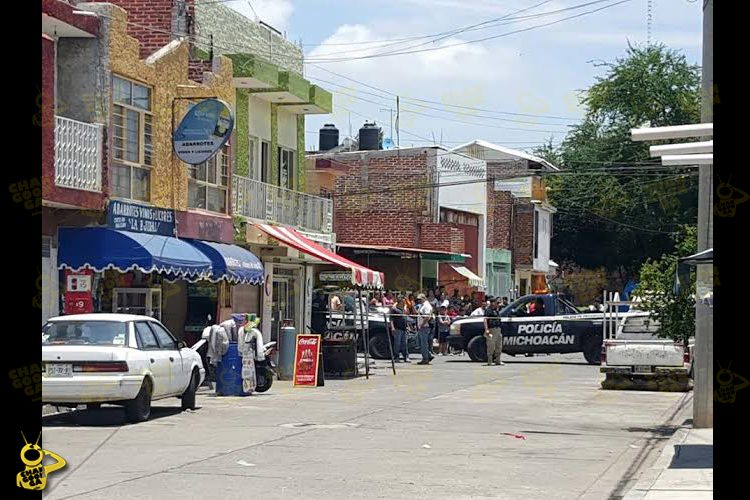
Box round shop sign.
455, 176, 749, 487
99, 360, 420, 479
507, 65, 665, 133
173, 99, 234, 165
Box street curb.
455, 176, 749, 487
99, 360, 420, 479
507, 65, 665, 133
621, 426, 691, 500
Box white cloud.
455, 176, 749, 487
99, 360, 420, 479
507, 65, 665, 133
561, 31, 702, 48
228, 0, 294, 31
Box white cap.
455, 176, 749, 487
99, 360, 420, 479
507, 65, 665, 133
442, 300, 450, 308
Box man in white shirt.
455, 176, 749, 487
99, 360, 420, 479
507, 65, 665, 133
416, 294, 434, 365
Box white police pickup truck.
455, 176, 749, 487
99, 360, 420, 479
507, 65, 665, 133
447, 294, 608, 364
600, 314, 694, 391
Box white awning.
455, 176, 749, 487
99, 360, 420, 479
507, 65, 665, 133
451, 265, 484, 287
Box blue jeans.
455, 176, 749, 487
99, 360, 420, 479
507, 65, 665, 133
393, 329, 408, 360
418, 328, 432, 362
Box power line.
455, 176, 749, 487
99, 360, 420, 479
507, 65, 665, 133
308, 65, 578, 121
309, 75, 577, 126
305, 0, 633, 63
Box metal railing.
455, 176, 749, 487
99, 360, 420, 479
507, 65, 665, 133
54, 116, 103, 192
232, 175, 333, 234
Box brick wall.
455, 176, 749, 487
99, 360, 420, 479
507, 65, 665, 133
97, 0, 192, 59
514, 202, 535, 267
328, 151, 436, 248
487, 190, 513, 248
42, 35, 55, 188
188, 59, 213, 83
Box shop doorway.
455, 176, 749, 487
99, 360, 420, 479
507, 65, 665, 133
113, 288, 162, 319
271, 267, 301, 342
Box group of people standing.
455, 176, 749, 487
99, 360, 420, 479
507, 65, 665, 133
382, 289, 512, 366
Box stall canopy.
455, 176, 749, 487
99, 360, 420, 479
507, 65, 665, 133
450, 265, 484, 288
58, 227, 212, 280
185, 240, 263, 285
256, 224, 384, 288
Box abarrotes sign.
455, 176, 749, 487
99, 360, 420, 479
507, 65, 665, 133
107, 200, 175, 236
173, 99, 234, 165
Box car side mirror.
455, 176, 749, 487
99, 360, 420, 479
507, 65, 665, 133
177, 340, 187, 349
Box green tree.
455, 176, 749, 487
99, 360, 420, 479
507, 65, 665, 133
635, 225, 697, 342
536, 44, 701, 281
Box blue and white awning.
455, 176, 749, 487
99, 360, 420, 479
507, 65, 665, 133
185, 240, 264, 285
58, 227, 212, 280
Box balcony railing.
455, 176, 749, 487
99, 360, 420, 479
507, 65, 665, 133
54, 116, 103, 192
233, 175, 333, 234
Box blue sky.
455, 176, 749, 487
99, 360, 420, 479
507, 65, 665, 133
227, 0, 703, 152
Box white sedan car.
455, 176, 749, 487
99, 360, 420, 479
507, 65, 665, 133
42, 314, 205, 423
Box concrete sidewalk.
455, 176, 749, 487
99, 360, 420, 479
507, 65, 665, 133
623, 425, 713, 499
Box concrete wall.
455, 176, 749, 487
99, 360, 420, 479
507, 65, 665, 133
194, 2, 303, 75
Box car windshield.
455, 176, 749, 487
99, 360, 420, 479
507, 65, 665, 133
42, 321, 128, 346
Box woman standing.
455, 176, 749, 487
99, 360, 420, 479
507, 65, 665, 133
437, 305, 451, 355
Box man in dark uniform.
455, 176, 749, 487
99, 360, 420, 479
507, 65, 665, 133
483, 297, 504, 366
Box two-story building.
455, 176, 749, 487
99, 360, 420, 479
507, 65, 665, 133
307, 140, 486, 294
44, 0, 377, 343
42, 1, 269, 344
453, 140, 558, 298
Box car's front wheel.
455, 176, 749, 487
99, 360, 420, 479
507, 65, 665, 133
181, 369, 199, 411
466, 336, 487, 362
125, 378, 152, 423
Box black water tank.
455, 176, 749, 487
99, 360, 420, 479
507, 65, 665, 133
319, 124, 339, 151
358, 122, 380, 151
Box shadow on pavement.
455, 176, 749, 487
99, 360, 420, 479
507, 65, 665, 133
670, 444, 713, 469
623, 425, 679, 437
444, 358, 591, 366
42, 405, 189, 427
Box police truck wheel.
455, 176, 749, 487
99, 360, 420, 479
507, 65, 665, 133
368, 334, 390, 360
582, 337, 602, 365
466, 336, 487, 362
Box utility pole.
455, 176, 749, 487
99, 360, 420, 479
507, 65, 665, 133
396, 96, 400, 148
379, 107, 394, 141
694, 0, 713, 429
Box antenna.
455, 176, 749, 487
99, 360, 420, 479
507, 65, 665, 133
246, 1, 260, 22
35, 432, 41, 446
647, 0, 653, 45
21, 431, 28, 445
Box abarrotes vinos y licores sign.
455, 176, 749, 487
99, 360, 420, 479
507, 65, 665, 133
173, 99, 234, 165
107, 200, 175, 236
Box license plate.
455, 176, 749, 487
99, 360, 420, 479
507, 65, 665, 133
634, 365, 652, 374
46, 364, 73, 377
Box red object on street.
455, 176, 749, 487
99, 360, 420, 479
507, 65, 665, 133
502, 432, 527, 440
293, 334, 322, 387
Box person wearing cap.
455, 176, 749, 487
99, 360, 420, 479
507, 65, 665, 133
416, 293, 434, 364
483, 297, 505, 366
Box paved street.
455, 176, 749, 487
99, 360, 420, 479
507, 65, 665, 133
42, 354, 691, 500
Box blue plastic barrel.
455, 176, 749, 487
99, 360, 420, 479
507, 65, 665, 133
215, 343, 248, 396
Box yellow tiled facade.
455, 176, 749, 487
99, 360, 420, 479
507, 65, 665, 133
108, 6, 235, 212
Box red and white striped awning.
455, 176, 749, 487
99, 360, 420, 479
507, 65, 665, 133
256, 224, 384, 288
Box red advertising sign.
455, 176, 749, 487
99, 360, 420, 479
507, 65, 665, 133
63, 269, 94, 315
293, 334, 321, 387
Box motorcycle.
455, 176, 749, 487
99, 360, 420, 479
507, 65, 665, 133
254, 341, 277, 393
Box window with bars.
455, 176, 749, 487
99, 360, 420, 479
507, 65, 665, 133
188, 144, 230, 213
112, 76, 153, 202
